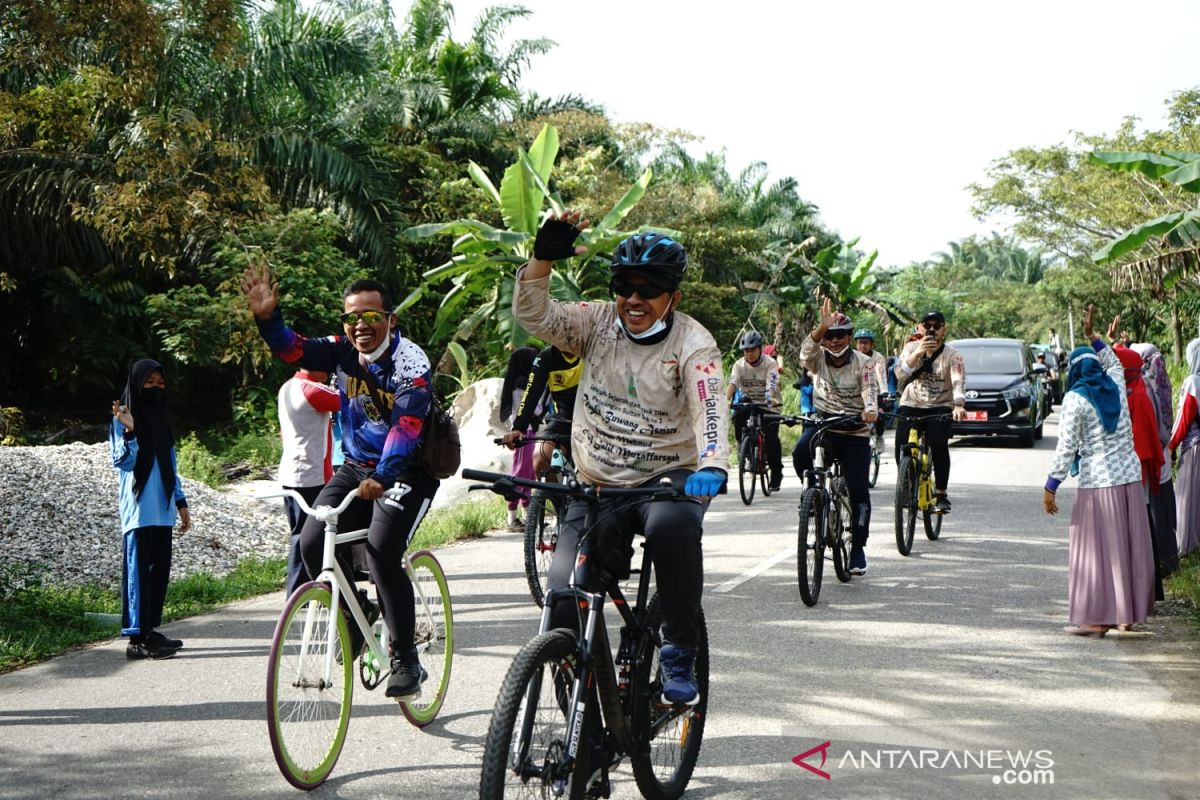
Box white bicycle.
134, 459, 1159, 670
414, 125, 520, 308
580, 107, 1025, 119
260, 487, 454, 790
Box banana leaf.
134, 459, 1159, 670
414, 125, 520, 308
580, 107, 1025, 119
1092, 210, 1195, 263
499, 150, 539, 234
467, 161, 502, 207
596, 169, 652, 232
1088, 151, 1189, 180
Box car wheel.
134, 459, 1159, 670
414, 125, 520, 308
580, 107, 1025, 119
1018, 427, 1035, 448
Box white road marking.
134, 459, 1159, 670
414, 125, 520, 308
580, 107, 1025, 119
711, 546, 794, 593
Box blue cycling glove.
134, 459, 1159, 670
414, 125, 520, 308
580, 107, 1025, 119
684, 467, 726, 498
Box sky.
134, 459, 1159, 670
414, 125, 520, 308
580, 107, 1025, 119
403, 0, 1200, 267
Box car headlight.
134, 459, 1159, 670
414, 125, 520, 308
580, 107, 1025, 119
1001, 383, 1031, 400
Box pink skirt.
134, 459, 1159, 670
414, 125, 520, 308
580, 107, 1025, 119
1175, 445, 1200, 556
1067, 481, 1155, 626
507, 431, 536, 509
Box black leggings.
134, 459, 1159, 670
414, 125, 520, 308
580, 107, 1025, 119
894, 406, 952, 491
299, 463, 438, 652
791, 429, 872, 546
546, 470, 707, 652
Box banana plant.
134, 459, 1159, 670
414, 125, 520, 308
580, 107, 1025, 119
404, 124, 653, 356
1090, 150, 1200, 267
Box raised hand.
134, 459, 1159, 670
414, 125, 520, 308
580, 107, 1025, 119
533, 209, 591, 262
1106, 315, 1122, 343
818, 295, 837, 329
241, 263, 279, 320
111, 400, 134, 433
1082, 304, 1095, 340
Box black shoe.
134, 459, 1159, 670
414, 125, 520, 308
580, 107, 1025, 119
386, 649, 427, 699
126, 638, 177, 660
769, 479, 783, 491
145, 630, 183, 650
935, 495, 952, 514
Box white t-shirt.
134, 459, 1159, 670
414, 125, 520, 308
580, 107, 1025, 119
729, 355, 781, 405
278, 374, 340, 487
513, 273, 730, 486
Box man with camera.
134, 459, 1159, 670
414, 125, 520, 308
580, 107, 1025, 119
893, 311, 967, 513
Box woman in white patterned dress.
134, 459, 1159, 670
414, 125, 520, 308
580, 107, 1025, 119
1169, 337, 1200, 557
1043, 307, 1155, 637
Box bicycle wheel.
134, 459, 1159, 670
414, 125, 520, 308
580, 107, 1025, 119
401, 550, 454, 727
922, 471, 943, 541
523, 491, 555, 607
868, 447, 880, 488
630, 596, 709, 800
479, 629, 593, 800
266, 582, 353, 790
796, 488, 824, 607
895, 456, 918, 556
737, 436, 757, 505
758, 435, 773, 497
830, 482, 852, 583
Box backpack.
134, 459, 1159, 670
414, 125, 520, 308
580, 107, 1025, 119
419, 395, 461, 480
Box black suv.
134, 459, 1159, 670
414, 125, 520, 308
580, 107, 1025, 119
948, 338, 1048, 447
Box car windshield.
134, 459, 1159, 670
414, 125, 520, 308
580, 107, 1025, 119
959, 346, 1024, 374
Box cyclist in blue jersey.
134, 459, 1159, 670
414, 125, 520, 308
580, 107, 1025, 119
242, 266, 437, 699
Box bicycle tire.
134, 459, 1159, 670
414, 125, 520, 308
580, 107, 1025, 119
797, 488, 824, 606
737, 436, 757, 505
630, 596, 709, 800
523, 491, 554, 607
895, 456, 917, 556
479, 629, 592, 800
868, 447, 880, 488
266, 582, 353, 790
830, 480, 852, 583
924, 507, 943, 540
758, 434, 773, 497
401, 550, 454, 727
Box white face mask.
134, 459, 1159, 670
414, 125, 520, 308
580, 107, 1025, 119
826, 344, 850, 358
625, 309, 669, 340
363, 323, 392, 361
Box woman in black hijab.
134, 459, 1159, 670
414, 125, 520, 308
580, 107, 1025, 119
111, 359, 191, 660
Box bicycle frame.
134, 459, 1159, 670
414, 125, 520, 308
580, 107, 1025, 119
900, 423, 938, 513
261, 488, 433, 690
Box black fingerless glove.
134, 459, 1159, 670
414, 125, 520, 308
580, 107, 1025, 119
533, 217, 581, 261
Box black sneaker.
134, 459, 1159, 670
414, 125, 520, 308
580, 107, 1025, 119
849, 546, 868, 576
935, 495, 952, 514
145, 630, 183, 650
386, 652, 427, 699
769, 478, 783, 492
126, 637, 177, 660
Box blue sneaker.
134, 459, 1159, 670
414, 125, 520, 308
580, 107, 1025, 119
659, 644, 699, 706
849, 546, 868, 576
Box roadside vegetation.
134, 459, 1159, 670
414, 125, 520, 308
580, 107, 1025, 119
0, 495, 506, 672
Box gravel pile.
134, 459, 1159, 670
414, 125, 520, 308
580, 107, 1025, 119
0, 442, 289, 591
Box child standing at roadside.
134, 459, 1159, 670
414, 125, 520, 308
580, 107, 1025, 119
110, 359, 191, 660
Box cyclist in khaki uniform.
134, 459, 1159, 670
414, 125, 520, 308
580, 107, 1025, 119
893, 310, 967, 513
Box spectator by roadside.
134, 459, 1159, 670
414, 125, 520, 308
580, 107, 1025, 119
278, 368, 340, 597
1043, 308, 1154, 637
110, 359, 191, 660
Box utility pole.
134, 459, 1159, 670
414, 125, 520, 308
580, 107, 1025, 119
1067, 306, 1075, 350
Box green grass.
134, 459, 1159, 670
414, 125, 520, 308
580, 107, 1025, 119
0, 494, 510, 672
1166, 552, 1200, 624
0, 557, 285, 672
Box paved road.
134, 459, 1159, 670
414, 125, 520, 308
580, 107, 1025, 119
2, 414, 1198, 799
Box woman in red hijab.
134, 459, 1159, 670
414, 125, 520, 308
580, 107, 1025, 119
1116, 345, 1167, 606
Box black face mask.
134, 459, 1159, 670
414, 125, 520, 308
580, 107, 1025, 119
141, 387, 166, 405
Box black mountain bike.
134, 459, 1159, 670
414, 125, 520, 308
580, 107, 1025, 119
795, 414, 864, 607
733, 401, 784, 505
464, 468, 710, 800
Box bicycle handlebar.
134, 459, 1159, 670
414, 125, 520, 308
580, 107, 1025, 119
461, 468, 696, 501
492, 433, 571, 447
256, 486, 411, 522
880, 410, 955, 423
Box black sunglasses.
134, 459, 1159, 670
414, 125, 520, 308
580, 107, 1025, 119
923, 321, 943, 331
341, 310, 388, 325
610, 276, 672, 300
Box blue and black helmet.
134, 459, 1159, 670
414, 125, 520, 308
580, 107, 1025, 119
854, 328, 875, 341
740, 330, 765, 350
611, 232, 688, 284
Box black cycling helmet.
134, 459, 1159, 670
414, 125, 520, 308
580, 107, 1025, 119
611, 232, 688, 285
739, 330, 765, 350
